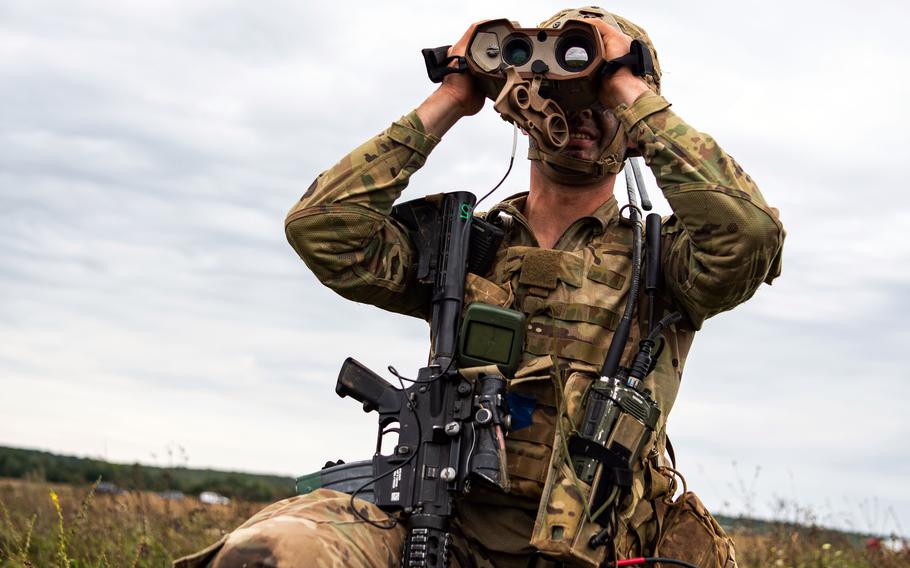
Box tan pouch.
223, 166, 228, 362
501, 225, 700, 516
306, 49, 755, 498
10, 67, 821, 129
464, 273, 512, 308
504, 357, 558, 498
528, 368, 605, 568
530, 362, 667, 567
656, 491, 737, 568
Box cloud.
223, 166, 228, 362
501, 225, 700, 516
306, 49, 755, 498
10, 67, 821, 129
1, 0, 908, 535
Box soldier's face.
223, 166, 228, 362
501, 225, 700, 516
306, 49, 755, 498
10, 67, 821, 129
561, 107, 621, 162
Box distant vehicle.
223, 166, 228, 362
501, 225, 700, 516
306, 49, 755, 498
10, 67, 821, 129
159, 490, 184, 501
199, 491, 231, 505
95, 481, 122, 495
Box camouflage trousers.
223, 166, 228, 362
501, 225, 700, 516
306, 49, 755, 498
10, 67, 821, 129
174, 488, 544, 568
174, 487, 737, 568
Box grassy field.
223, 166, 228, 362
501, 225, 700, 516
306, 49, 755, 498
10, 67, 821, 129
731, 527, 908, 568
0, 478, 259, 567
1, 478, 907, 567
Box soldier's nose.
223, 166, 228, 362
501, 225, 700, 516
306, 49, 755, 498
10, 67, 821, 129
566, 109, 594, 126
567, 109, 594, 127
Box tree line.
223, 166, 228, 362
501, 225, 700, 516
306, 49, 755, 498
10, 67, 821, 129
0, 446, 295, 502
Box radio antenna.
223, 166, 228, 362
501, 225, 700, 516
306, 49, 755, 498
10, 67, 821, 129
600, 161, 644, 378
630, 157, 652, 211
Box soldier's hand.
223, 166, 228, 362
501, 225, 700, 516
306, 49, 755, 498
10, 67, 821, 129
416, 22, 486, 137
584, 19, 651, 108
438, 22, 486, 118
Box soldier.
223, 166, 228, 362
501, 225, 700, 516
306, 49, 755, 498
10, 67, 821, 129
177, 6, 784, 568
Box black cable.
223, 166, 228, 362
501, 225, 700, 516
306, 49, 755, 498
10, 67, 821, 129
643, 558, 700, 568
388, 365, 417, 384
463, 421, 477, 475
600, 163, 645, 378
476, 156, 514, 209
475, 124, 518, 209
348, 454, 405, 529
644, 312, 682, 343
619, 167, 645, 328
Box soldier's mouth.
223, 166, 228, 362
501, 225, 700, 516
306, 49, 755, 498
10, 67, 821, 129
565, 126, 600, 154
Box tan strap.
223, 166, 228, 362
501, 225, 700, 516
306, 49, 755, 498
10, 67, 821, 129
665, 434, 677, 469
388, 113, 441, 156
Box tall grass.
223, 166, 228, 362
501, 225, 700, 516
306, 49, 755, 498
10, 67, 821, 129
1, 477, 907, 567
731, 527, 908, 568
0, 478, 259, 567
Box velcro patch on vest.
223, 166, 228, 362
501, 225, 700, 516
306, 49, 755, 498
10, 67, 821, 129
524, 297, 620, 330
526, 286, 551, 298
519, 249, 584, 290
525, 334, 605, 366
586, 264, 626, 289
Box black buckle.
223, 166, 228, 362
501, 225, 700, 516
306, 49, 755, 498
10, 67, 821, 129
601, 39, 655, 78
422, 45, 468, 83
568, 439, 632, 488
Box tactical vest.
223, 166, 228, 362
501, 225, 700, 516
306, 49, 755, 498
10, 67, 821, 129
465, 211, 693, 563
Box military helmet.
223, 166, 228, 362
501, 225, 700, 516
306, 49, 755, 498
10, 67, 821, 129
529, 6, 662, 184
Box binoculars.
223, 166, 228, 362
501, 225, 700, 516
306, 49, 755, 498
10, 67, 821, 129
423, 18, 652, 155
468, 19, 608, 151
466, 19, 607, 113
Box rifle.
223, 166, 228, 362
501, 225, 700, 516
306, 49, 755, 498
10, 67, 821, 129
333, 191, 523, 568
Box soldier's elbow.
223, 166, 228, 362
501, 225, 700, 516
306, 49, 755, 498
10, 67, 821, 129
736, 224, 783, 272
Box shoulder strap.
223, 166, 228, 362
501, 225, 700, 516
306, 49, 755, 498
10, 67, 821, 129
665, 434, 677, 469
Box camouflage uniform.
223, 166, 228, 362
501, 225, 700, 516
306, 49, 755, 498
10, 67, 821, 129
177, 87, 784, 567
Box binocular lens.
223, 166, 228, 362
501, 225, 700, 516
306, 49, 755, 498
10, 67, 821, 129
556, 35, 594, 72
503, 36, 532, 66
564, 47, 589, 69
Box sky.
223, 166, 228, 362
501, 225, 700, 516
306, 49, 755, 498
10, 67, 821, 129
2, 0, 908, 537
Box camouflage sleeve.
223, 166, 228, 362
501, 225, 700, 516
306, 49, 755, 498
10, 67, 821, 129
284, 111, 441, 319
615, 92, 785, 329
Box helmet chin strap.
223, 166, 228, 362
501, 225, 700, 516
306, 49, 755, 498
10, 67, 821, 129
527, 120, 627, 185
